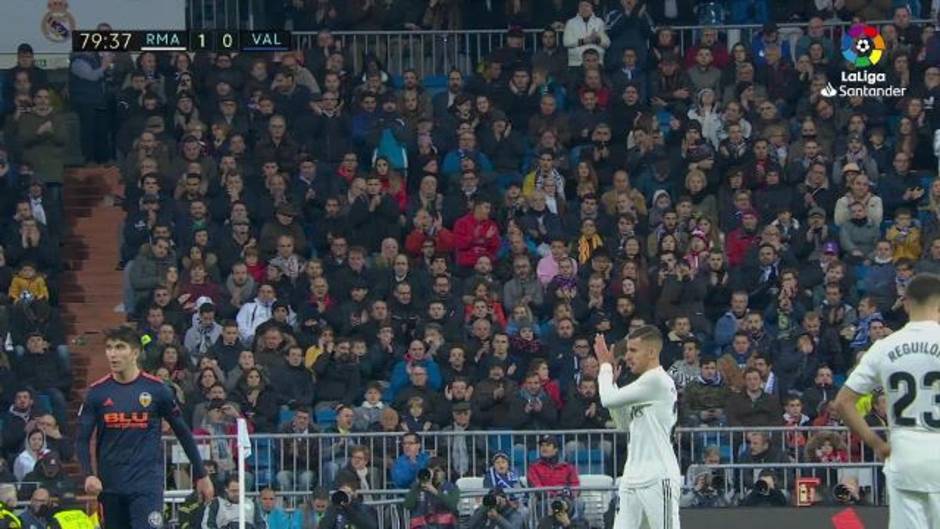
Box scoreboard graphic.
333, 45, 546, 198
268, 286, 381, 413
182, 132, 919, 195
72, 30, 292, 53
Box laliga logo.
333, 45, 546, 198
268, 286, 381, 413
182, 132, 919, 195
822, 24, 905, 99
841, 24, 885, 68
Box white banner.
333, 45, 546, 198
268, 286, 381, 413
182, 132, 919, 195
0, 0, 186, 55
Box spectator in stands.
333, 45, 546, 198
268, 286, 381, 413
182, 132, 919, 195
20, 452, 74, 499
202, 476, 266, 529
13, 428, 46, 482
275, 406, 318, 492
320, 478, 378, 529
257, 487, 296, 529
2, 389, 41, 460
16, 88, 67, 206
15, 332, 69, 424
726, 368, 783, 427
527, 435, 579, 497
334, 445, 381, 491
403, 456, 459, 529
232, 367, 278, 432
468, 487, 525, 529
738, 431, 787, 491
19, 486, 51, 529
391, 432, 431, 489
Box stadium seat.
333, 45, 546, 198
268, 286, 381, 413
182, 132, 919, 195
455, 476, 485, 516
315, 409, 337, 429
278, 408, 295, 428
578, 474, 614, 529
247, 438, 276, 489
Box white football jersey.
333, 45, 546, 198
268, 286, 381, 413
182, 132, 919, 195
845, 320, 940, 492
599, 364, 681, 489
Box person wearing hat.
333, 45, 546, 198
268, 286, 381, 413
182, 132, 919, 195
467, 486, 525, 529
750, 21, 790, 66
22, 451, 77, 500
832, 132, 878, 185
259, 201, 308, 258
441, 401, 487, 478
649, 51, 693, 114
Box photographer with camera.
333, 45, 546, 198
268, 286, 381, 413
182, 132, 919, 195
826, 476, 868, 507
201, 476, 267, 529
402, 457, 459, 529
536, 497, 587, 529
319, 478, 378, 529
741, 470, 788, 507
467, 488, 524, 529
680, 467, 731, 508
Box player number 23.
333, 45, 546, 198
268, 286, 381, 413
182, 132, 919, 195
888, 371, 940, 428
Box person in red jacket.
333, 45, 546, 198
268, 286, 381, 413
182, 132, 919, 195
405, 209, 455, 257
725, 209, 760, 267
526, 435, 580, 497
453, 200, 501, 270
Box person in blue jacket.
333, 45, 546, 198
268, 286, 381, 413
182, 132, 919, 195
391, 432, 431, 489
386, 339, 443, 400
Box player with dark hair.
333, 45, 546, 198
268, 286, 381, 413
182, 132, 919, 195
76, 327, 214, 529
836, 273, 940, 529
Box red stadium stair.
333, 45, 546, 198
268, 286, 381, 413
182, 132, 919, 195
60, 167, 126, 426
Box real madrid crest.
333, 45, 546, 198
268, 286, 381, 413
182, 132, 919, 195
41, 0, 76, 43
139, 392, 152, 408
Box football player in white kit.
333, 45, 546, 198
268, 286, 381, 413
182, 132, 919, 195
835, 273, 940, 529
595, 326, 681, 529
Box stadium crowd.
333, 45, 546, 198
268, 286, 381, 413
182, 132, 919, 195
0, 0, 937, 525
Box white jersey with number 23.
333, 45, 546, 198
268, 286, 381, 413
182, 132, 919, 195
845, 320, 940, 492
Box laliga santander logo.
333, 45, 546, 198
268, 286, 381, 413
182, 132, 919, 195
822, 24, 905, 98
841, 24, 885, 68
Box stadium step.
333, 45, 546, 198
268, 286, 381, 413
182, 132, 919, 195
60, 167, 126, 478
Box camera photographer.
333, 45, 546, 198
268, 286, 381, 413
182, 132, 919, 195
536, 497, 587, 529
403, 457, 460, 529
319, 479, 378, 529
826, 476, 868, 507
741, 470, 788, 507
467, 488, 524, 529
679, 468, 731, 508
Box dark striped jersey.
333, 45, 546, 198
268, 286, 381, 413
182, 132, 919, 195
76, 372, 206, 494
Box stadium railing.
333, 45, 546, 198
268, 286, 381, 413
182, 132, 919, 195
182, 0, 928, 78
162, 427, 887, 506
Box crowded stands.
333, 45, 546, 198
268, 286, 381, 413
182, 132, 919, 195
0, 0, 938, 524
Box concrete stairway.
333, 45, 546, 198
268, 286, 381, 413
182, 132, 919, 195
60, 167, 126, 418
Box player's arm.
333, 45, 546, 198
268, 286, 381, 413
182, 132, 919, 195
834, 348, 890, 458
75, 393, 96, 477
161, 393, 208, 481
834, 385, 890, 458
598, 363, 662, 408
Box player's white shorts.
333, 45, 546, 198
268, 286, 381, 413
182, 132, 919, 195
614, 479, 680, 529
889, 485, 940, 529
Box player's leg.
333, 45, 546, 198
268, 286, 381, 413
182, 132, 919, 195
888, 486, 928, 529
128, 490, 165, 529
926, 490, 940, 527
635, 479, 680, 529
98, 493, 132, 529
615, 489, 644, 529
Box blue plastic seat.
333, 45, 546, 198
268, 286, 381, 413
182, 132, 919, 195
315, 409, 337, 429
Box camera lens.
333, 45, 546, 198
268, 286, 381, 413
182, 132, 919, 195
331, 490, 349, 506
418, 468, 432, 482
482, 494, 497, 508
550, 500, 565, 513
755, 480, 769, 494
